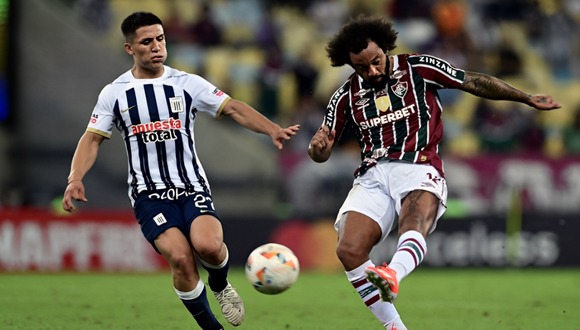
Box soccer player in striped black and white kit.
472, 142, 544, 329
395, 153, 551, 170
62, 12, 299, 330
308, 16, 561, 329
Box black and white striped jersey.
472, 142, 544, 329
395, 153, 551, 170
86, 66, 230, 203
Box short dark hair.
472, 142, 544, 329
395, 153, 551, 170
326, 15, 398, 67
121, 12, 163, 42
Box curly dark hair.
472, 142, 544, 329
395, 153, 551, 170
121, 12, 164, 42
326, 15, 398, 67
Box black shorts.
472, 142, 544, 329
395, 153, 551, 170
133, 188, 220, 253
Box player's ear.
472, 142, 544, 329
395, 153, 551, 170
124, 43, 134, 55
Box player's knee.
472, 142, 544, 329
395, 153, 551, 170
195, 239, 223, 262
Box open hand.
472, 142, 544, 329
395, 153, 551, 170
529, 94, 561, 111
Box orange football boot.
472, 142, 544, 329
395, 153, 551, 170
365, 263, 399, 303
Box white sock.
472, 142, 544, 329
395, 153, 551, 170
174, 279, 205, 300
389, 230, 427, 283
199, 247, 229, 269
346, 260, 402, 325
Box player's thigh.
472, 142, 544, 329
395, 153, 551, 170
389, 163, 448, 233
398, 190, 439, 235
134, 193, 188, 252
335, 175, 397, 242
337, 211, 382, 254
189, 214, 224, 254
154, 227, 196, 267
181, 190, 224, 254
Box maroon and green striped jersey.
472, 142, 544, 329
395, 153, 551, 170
324, 54, 465, 177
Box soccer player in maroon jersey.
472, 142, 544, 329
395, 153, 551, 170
62, 12, 299, 330
308, 15, 561, 329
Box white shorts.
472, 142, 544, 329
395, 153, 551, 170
335, 160, 448, 242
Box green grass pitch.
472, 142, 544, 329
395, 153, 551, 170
1, 268, 579, 329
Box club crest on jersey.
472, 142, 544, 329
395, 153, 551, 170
169, 96, 184, 113
391, 81, 408, 98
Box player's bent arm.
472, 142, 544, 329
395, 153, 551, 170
67, 131, 106, 183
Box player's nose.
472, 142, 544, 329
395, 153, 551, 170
369, 65, 380, 76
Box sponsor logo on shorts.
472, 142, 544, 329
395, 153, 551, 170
153, 213, 167, 226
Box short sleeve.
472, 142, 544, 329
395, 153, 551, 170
186, 75, 231, 118
86, 84, 116, 138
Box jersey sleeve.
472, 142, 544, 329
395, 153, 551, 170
324, 82, 351, 141
186, 75, 231, 118
86, 84, 116, 138
408, 54, 465, 89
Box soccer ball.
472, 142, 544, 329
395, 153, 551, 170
245, 243, 300, 295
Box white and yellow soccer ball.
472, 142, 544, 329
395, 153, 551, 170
245, 243, 300, 295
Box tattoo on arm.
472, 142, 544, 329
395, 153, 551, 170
461, 71, 531, 104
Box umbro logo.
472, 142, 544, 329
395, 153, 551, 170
355, 98, 370, 106
120, 105, 136, 113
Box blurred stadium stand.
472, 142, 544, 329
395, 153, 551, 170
2, 0, 580, 219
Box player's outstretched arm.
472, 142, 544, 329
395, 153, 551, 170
460, 71, 562, 111
308, 125, 336, 163
221, 99, 300, 150
62, 131, 106, 212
